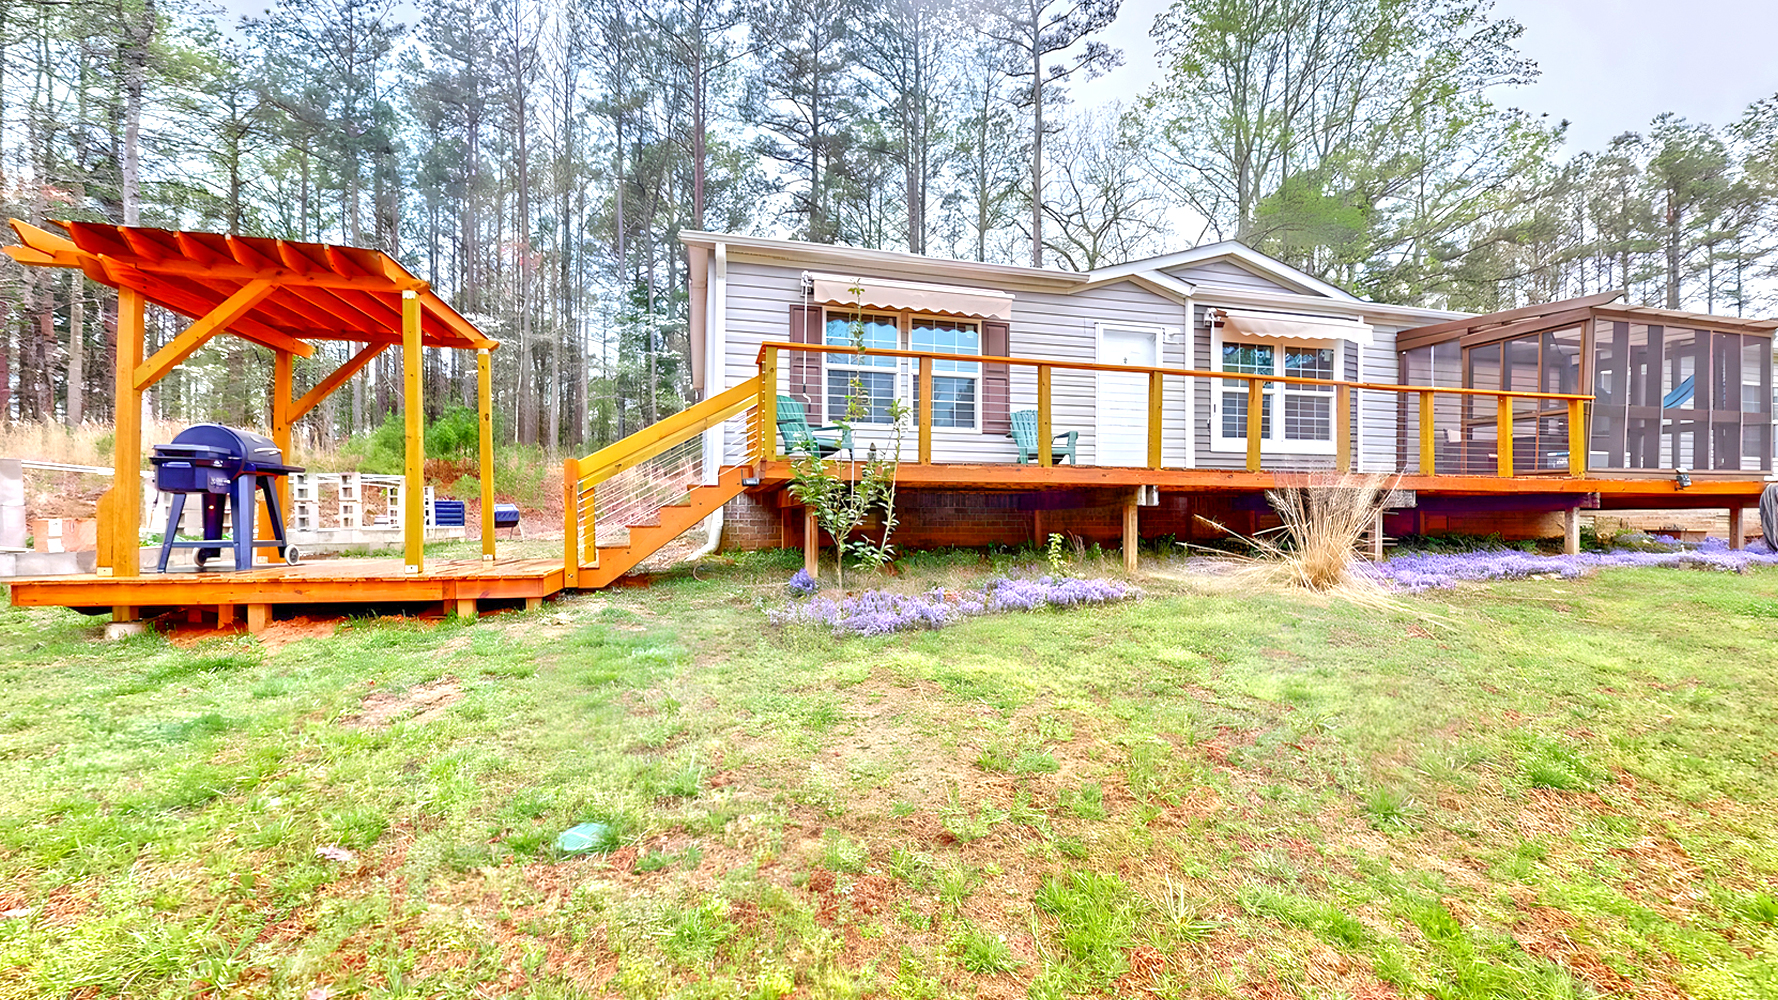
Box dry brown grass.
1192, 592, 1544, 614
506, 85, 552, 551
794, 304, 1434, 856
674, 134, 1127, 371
1198, 473, 1397, 592
0, 418, 356, 473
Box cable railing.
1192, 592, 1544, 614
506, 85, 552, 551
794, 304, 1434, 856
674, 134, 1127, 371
754, 341, 1594, 479
562, 376, 762, 584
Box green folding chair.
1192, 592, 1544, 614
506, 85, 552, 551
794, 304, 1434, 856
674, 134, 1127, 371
776, 395, 854, 458
1010, 409, 1077, 465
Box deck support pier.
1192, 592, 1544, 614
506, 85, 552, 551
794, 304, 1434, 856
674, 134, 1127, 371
1564, 507, 1582, 555
478, 348, 496, 561
456, 598, 478, 620
1122, 494, 1139, 573
1729, 506, 1746, 550
803, 507, 819, 578
246, 603, 270, 635
401, 290, 424, 575
1369, 512, 1385, 561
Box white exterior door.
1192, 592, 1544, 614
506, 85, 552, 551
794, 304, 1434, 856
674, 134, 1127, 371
1096, 324, 1159, 467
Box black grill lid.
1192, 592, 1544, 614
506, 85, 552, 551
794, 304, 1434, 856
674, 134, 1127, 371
149, 424, 303, 477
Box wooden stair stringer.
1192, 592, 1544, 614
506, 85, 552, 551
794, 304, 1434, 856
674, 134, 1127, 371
578, 466, 750, 588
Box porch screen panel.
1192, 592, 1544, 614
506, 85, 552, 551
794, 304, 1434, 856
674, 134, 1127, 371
1591, 320, 1628, 468
1506, 335, 1540, 473
1711, 333, 1742, 470
1540, 327, 1583, 471
1400, 346, 1431, 473
1464, 343, 1501, 474
1661, 328, 1705, 469
1743, 336, 1772, 471
1627, 324, 1661, 468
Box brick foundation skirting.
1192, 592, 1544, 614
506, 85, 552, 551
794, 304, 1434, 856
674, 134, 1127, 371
719, 485, 1587, 553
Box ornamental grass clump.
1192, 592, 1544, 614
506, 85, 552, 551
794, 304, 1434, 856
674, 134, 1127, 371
1198, 473, 1395, 593
768, 575, 1140, 637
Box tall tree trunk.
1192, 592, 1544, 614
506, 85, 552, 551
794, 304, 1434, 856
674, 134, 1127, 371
67, 272, 84, 425
1028, 0, 1042, 267
120, 0, 156, 226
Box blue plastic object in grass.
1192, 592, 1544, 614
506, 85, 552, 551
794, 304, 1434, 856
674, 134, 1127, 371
554, 822, 615, 854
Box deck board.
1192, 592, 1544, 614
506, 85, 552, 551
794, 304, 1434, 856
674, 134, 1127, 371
6, 557, 568, 611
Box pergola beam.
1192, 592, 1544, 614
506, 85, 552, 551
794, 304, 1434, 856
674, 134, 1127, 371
291, 342, 386, 421
133, 278, 277, 390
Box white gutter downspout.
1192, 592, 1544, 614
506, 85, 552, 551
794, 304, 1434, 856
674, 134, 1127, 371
1184, 297, 1197, 469
1354, 331, 1365, 474
690, 243, 729, 561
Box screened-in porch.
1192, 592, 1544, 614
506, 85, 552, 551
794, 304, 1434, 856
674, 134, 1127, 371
1396, 294, 1775, 476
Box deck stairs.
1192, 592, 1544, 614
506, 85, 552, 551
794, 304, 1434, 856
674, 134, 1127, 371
578, 465, 749, 588
564, 375, 763, 589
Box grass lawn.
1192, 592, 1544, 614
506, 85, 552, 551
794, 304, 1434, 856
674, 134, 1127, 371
1, 551, 1776, 999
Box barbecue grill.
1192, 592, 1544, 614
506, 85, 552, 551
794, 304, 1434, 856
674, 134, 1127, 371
150, 424, 304, 572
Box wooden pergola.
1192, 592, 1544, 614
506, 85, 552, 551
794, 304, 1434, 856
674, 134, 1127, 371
3, 219, 500, 586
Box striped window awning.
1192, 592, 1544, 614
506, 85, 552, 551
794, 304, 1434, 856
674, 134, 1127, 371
806, 272, 1014, 321
1215, 308, 1373, 346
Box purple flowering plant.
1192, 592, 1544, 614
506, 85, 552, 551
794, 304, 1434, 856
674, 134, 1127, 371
1371, 536, 1778, 591
770, 575, 1140, 637
787, 568, 820, 596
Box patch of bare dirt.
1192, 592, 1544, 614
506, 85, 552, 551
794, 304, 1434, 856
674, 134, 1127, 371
340, 677, 463, 729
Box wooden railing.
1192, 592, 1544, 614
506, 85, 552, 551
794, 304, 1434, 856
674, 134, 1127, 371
561, 374, 762, 585
755, 341, 1593, 479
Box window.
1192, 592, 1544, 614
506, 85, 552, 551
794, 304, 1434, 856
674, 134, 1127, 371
824, 313, 898, 423
821, 311, 982, 428
1213, 335, 1341, 453
911, 318, 980, 428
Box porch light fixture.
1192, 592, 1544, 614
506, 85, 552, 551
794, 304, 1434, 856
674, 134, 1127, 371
742, 476, 761, 487
1674, 468, 1692, 490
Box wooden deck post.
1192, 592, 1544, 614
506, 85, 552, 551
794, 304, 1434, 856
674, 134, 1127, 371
1729, 506, 1746, 550
760, 346, 778, 461
1147, 371, 1163, 470
1495, 396, 1514, 478
1370, 512, 1385, 561
1419, 390, 1436, 475
1564, 507, 1581, 555
1567, 399, 1587, 477
246, 603, 270, 635
401, 289, 424, 574
918, 356, 933, 465
456, 597, 478, 620
1123, 494, 1139, 573
1037, 365, 1053, 467
803, 507, 819, 578
478, 348, 496, 561
563, 456, 581, 588
1246, 379, 1263, 473
111, 286, 145, 580
1336, 383, 1353, 473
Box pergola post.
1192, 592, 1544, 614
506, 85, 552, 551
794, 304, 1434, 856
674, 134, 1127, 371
478, 347, 495, 561
402, 290, 424, 574
111, 286, 145, 582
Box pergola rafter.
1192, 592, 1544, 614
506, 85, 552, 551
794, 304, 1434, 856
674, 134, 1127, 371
2, 219, 503, 595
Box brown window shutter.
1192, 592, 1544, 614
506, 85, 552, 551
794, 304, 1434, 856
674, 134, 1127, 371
982, 319, 1010, 435
787, 304, 823, 408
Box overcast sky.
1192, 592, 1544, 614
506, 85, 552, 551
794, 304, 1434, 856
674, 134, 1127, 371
1080, 0, 1778, 153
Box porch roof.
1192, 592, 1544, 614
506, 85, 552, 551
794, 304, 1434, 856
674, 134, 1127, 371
1397, 292, 1778, 352
3, 219, 496, 352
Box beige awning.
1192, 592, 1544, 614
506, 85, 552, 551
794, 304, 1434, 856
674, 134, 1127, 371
1216, 308, 1373, 345
807, 271, 1014, 321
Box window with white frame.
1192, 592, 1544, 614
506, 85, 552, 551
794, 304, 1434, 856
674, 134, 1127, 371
824, 313, 898, 423
821, 311, 982, 428
1213, 335, 1341, 452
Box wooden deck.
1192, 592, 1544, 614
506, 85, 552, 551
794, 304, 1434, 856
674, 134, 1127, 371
757, 460, 1773, 508
6, 557, 568, 630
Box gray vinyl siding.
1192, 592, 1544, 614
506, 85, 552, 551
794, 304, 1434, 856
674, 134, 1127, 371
716, 253, 1407, 470
718, 258, 1191, 466
1189, 303, 1405, 472
1165, 259, 1299, 295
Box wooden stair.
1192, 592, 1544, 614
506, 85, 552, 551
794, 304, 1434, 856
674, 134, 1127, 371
577, 465, 751, 588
